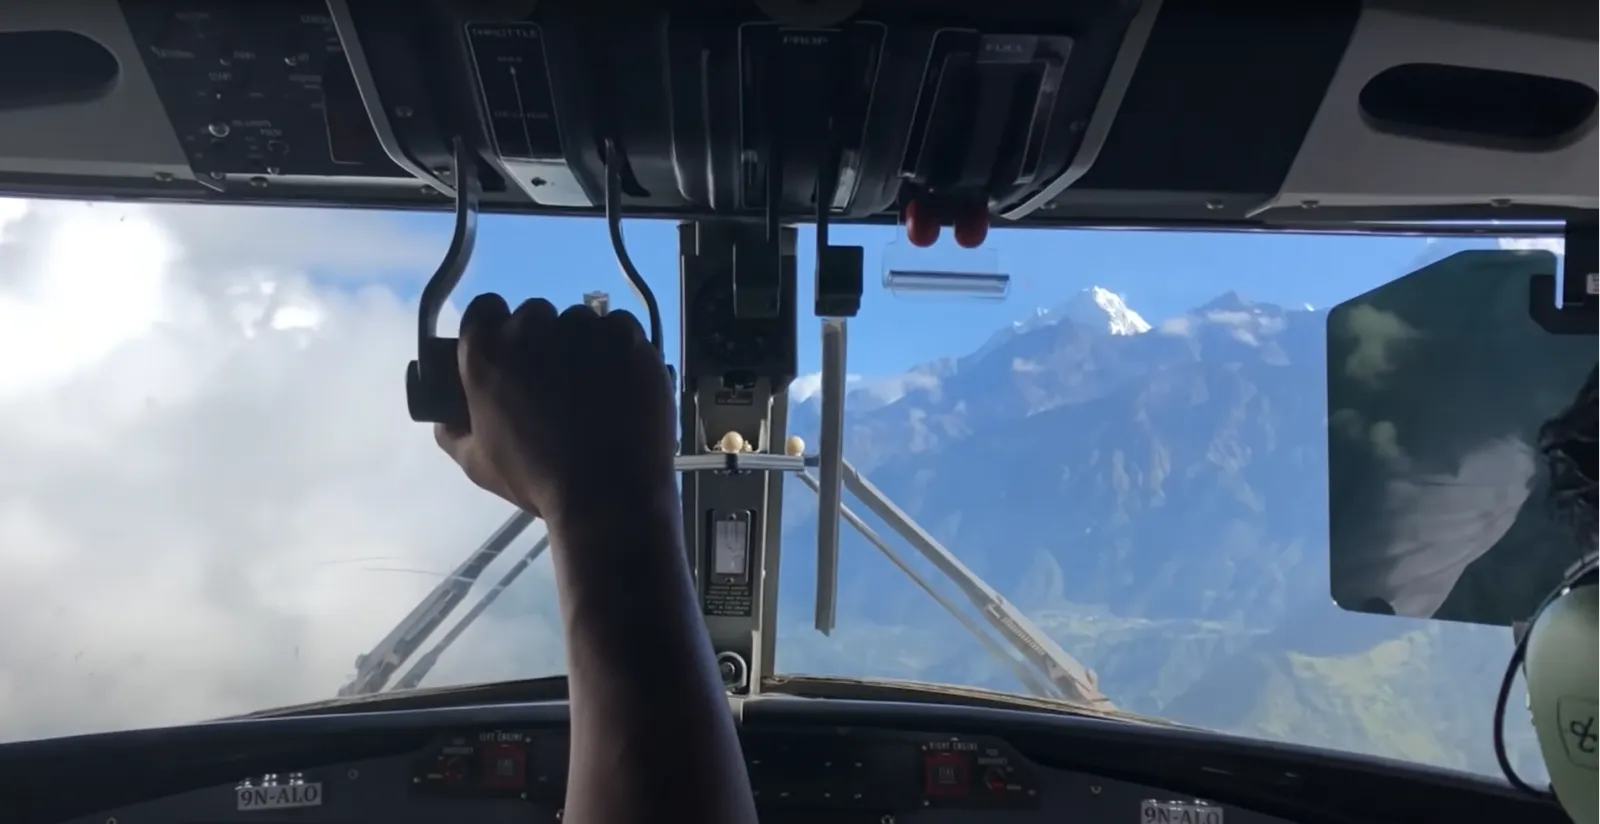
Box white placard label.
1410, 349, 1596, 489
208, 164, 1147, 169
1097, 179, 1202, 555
1142, 799, 1224, 824
237, 782, 323, 811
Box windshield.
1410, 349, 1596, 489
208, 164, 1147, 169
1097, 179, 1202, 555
0, 197, 1554, 782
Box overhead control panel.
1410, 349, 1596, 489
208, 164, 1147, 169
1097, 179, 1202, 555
83, 0, 1358, 224
902, 33, 1075, 208
735, 21, 887, 214
2, 0, 1586, 225
654, 14, 1119, 222
118, 0, 410, 193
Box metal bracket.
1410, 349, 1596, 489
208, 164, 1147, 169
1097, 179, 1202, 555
677, 453, 808, 474
1529, 218, 1597, 335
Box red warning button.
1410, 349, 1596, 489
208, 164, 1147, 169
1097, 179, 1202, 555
479, 742, 527, 791
923, 751, 970, 797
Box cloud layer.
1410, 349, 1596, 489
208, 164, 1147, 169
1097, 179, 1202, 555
0, 199, 558, 743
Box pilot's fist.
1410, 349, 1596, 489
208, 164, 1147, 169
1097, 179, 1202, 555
434, 294, 677, 522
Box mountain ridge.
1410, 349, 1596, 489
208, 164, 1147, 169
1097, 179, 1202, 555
773, 286, 1536, 779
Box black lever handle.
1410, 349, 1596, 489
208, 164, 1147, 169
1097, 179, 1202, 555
405, 336, 470, 426
405, 138, 480, 430
408, 138, 670, 431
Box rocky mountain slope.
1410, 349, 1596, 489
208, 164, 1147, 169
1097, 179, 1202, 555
773, 284, 1540, 779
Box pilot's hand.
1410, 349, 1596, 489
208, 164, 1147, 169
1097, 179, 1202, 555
434, 294, 677, 523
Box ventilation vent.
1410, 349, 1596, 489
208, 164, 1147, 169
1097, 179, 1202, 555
1359, 63, 1596, 151
0, 31, 119, 112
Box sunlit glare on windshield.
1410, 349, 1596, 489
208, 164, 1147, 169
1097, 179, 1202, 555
0, 198, 1560, 784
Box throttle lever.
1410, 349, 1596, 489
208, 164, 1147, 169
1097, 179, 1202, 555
405, 138, 482, 429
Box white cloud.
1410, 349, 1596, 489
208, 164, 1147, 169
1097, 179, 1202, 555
790, 371, 864, 402
858, 370, 942, 406
1497, 237, 1565, 255
0, 198, 559, 744
1335, 303, 1422, 387
1157, 315, 1195, 336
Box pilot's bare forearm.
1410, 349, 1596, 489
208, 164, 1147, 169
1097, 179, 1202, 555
545, 486, 757, 824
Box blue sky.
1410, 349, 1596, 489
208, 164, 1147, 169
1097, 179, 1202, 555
388, 212, 1465, 379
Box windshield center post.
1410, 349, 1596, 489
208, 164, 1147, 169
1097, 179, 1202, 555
677, 220, 799, 694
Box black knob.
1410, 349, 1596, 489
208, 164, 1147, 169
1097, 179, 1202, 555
405, 337, 469, 431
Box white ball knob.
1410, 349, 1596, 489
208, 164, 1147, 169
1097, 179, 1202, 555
785, 435, 805, 457
719, 431, 745, 454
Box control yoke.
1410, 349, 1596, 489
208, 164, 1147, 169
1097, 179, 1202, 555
404, 138, 667, 430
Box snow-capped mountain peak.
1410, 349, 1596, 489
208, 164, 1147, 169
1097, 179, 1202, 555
1061, 286, 1152, 335
971, 287, 1150, 361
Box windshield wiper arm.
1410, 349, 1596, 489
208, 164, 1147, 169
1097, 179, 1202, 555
349, 463, 1107, 706
339, 509, 539, 696
795, 470, 1056, 698
805, 458, 1109, 708
390, 533, 552, 691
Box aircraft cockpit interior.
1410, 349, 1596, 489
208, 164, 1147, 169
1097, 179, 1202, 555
0, 1, 1593, 823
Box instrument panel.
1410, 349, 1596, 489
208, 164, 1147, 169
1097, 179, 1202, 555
410, 728, 1046, 812
9, 695, 1568, 824
62, 726, 1253, 824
